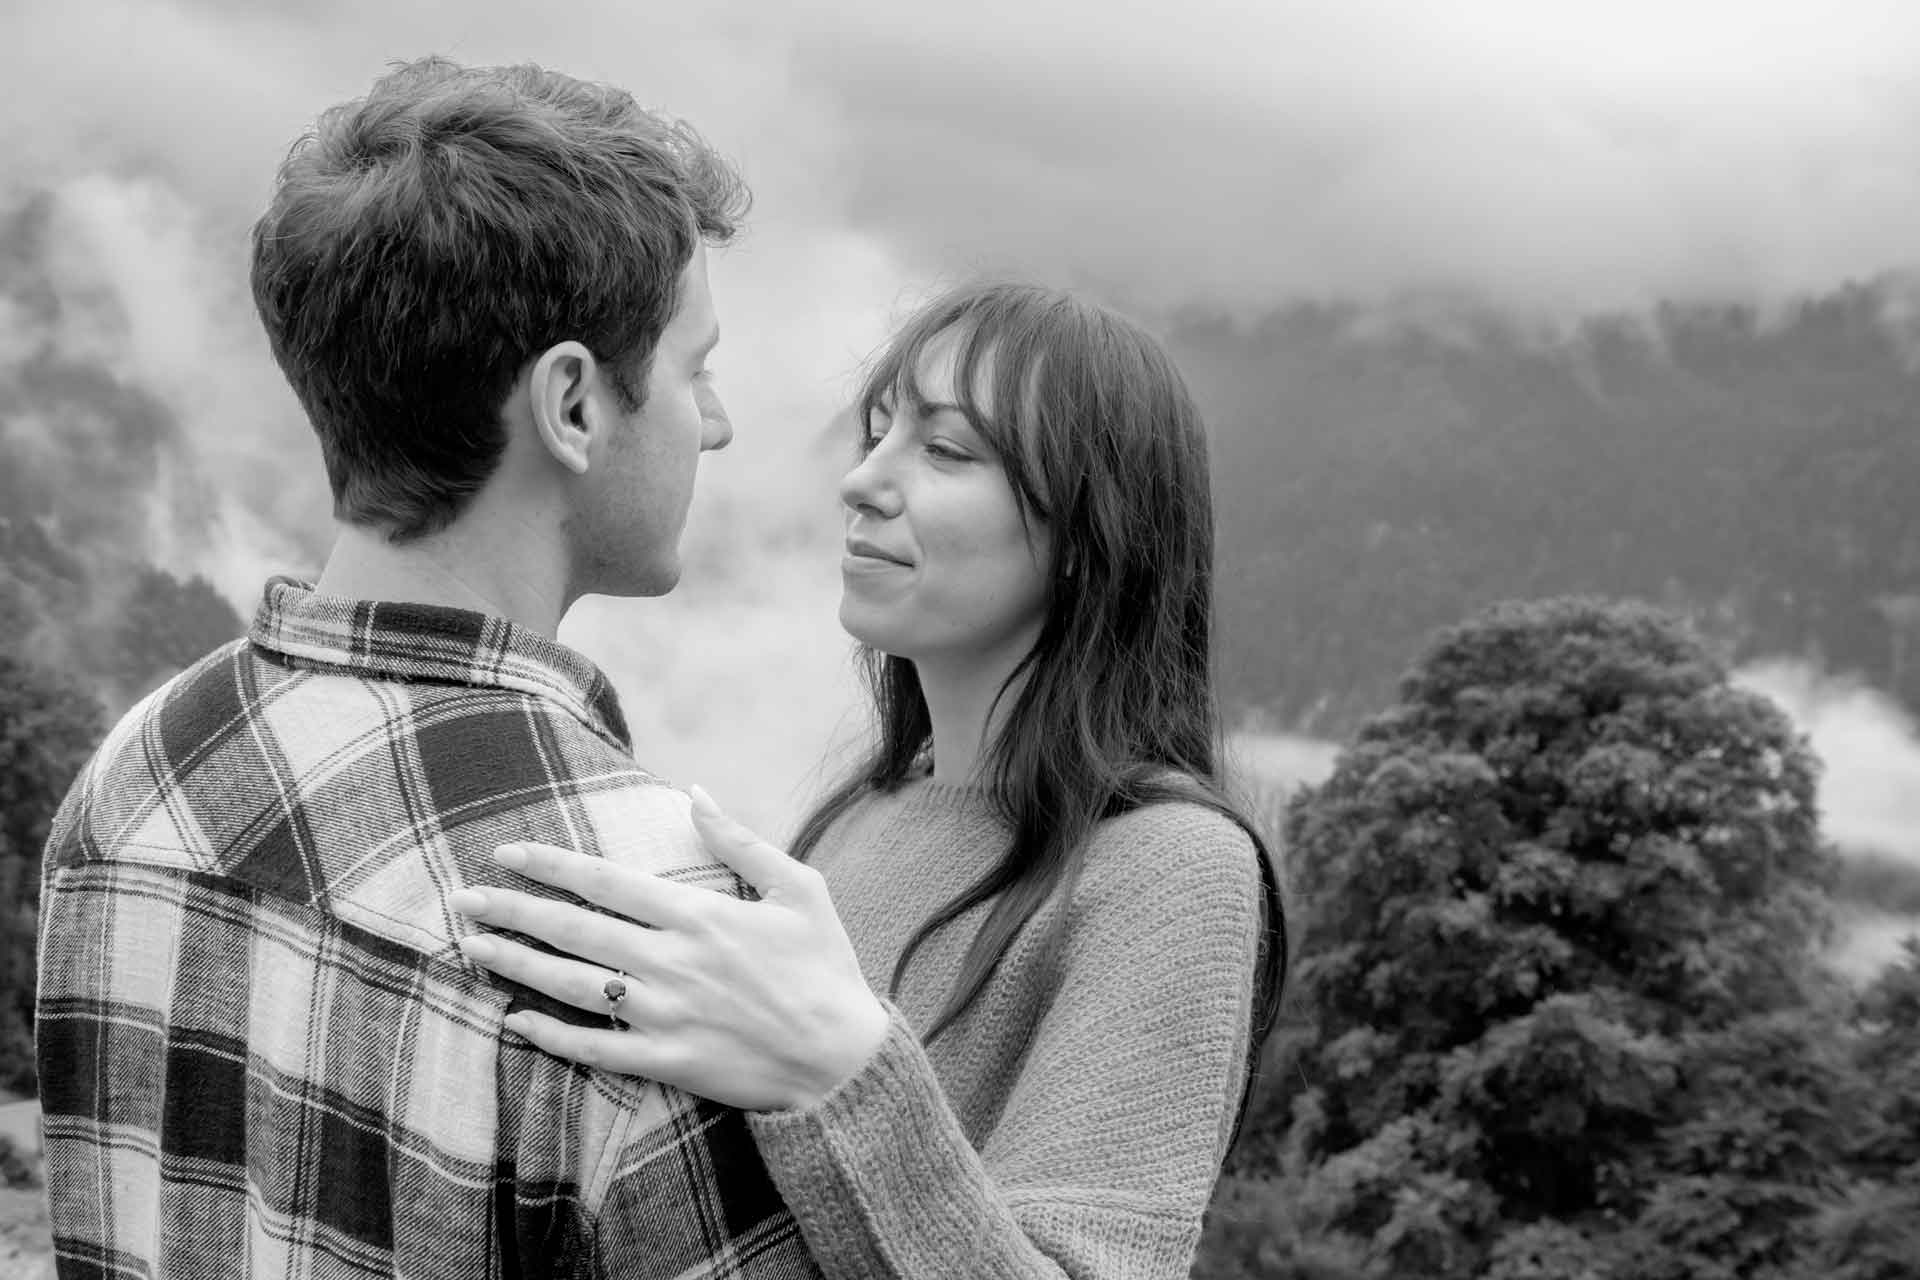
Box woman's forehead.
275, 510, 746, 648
903, 328, 999, 412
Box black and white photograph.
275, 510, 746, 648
2, 2, 1919, 1277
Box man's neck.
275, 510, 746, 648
315, 518, 570, 639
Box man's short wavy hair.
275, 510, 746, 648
251, 56, 749, 542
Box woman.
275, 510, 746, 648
450, 282, 1286, 1278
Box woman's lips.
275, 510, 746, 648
842, 551, 909, 575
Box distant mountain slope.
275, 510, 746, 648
1171, 285, 1920, 733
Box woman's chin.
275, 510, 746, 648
837, 601, 884, 649
837, 608, 915, 662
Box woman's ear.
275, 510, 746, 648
524, 341, 599, 475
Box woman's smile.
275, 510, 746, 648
843, 534, 913, 576
841, 552, 910, 577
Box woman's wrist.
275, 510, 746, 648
785, 993, 892, 1111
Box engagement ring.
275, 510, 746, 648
603, 972, 630, 1029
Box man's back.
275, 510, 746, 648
35, 580, 813, 1279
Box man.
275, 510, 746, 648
36, 57, 817, 1278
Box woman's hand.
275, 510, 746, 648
449, 785, 890, 1112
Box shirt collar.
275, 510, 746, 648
247, 576, 632, 750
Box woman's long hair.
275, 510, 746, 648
789, 282, 1287, 1145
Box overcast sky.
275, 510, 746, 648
5, 0, 1920, 833
10, 0, 1920, 310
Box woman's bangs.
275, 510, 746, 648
945, 320, 1020, 455
968, 322, 1063, 523
856, 310, 963, 429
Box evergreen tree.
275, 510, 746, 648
0, 650, 102, 1094
95, 567, 243, 703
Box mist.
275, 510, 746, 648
1735, 661, 1920, 978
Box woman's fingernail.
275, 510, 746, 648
494, 844, 528, 869
448, 888, 488, 914
688, 784, 716, 812
459, 935, 497, 961
502, 1013, 530, 1037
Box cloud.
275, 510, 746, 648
18, 0, 1920, 323
790, 0, 1920, 313
562, 557, 868, 840
0, 175, 330, 599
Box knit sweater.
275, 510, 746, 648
746, 779, 1264, 1279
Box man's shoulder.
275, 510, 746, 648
105, 635, 254, 750
51, 639, 717, 912
116, 632, 642, 792
42, 637, 251, 865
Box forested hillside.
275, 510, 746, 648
1181, 284, 1920, 735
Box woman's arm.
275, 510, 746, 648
451, 797, 1263, 1279
747, 811, 1263, 1279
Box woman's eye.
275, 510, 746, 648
926, 440, 973, 462
860, 407, 894, 454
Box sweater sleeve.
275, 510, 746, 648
746, 810, 1264, 1280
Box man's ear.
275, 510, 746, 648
524, 341, 600, 475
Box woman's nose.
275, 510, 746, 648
839, 446, 901, 517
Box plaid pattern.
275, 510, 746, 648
36, 578, 816, 1280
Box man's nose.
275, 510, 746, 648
699, 388, 733, 452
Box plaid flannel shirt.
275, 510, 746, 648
35, 578, 818, 1280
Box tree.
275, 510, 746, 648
1797, 941, 1920, 1279
91, 567, 243, 704
0, 650, 102, 1094
1261, 597, 1849, 1277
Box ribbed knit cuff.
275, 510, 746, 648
747, 1004, 976, 1274
748, 1001, 947, 1164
